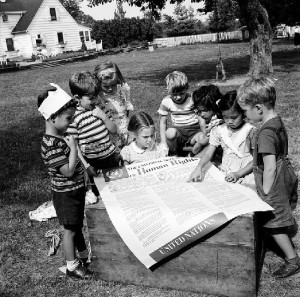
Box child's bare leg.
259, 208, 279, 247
272, 233, 297, 259
63, 228, 76, 261
271, 233, 300, 278
191, 132, 208, 155
166, 128, 179, 155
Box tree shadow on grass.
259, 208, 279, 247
129, 49, 300, 87
0, 115, 49, 207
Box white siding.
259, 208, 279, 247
0, 13, 22, 56
27, 0, 84, 54
14, 34, 33, 58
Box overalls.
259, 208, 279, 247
253, 119, 298, 228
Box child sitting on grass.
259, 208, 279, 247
189, 90, 256, 187
38, 83, 92, 280
189, 84, 224, 157
238, 77, 299, 278
120, 112, 168, 164
158, 71, 200, 156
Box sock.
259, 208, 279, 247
66, 258, 80, 271
286, 256, 300, 265
78, 249, 89, 259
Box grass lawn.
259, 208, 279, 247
0, 38, 299, 297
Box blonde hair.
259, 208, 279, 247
237, 77, 276, 109
165, 71, 188, 94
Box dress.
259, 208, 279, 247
209, 122, 256, 186
98, 83, 134, 152
120, 142, 169, 164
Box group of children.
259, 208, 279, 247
38, 61, 299, 280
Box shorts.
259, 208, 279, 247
88, 152, 123, 170
171, 124, 200, 147
52, 186, 85, 227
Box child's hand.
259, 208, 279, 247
64, 135, 76, 150
87, 166, 99, 177
225, 172, 240, 183
92, 106, 107, 121
188, 166, 203, 182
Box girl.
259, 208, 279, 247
94, 61, 134, 152
120, 112, 169, 164
189, 84, 224, 157
189, 90, 257, 187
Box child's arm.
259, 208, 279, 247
188, 144, 216, 182
159, 115, 168, 145
262, 154, 277, 194
76, 142, 98, 176
60, 135, 78, 177
197, 115, 207, 134
93, 106, 117, 134
225, 161, 253, 183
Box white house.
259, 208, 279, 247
0, 0, 96, 60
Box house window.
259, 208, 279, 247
2, 14, 8, 22
79, 31, 84, 42
36, 34, 43, 47
85, 31, 90, 42
6, 38, 15, 51
50, 8, 57, 20
57, 32, 64, 44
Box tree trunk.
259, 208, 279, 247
237, 0, 273, 76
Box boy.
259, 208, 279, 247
158, 71, 200, 156
38, 83, 92, 280
67, 71, 122, 194
237, 77, 299, 278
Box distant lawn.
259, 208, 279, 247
0, 39, 299, 297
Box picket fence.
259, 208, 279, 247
153, 30, 249, 47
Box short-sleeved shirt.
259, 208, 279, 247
67, 106, 116, 159
120, 142, 169, 164
256, 117, 288, 166
41, 135, 85, 192
158, 94, 198, 127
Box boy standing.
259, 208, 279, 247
238, 77, 299, 278
67, 71, 122, 193
38, 84, 92, 279
158, 71, 200, 156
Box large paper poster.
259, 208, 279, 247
94, 157, 273, 268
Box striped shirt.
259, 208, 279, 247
158, 94, 198, 126
41, 135, 85, 192
67, 106, 116, 159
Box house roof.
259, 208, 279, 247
0, 0, 24, 12
0, 0, 44, 33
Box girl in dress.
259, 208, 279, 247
189, 90, 257, 187
94, 61, 134, 152
120, 112, 169, 164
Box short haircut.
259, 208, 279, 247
237, 77, 276, 109
37, 87, 76, 120
128, 112, 154, 135
193, 84, 223, 118
218, 90, 244, 116
165, 71, 188, 94
69, 71, 100, 97
94, 60, 125, 85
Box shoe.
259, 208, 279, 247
79, 257, 90, 268
272, 260, 300, 278
66, 263, 93, 280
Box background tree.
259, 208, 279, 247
60, 0, 96, 27
114, 0, 126, 20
